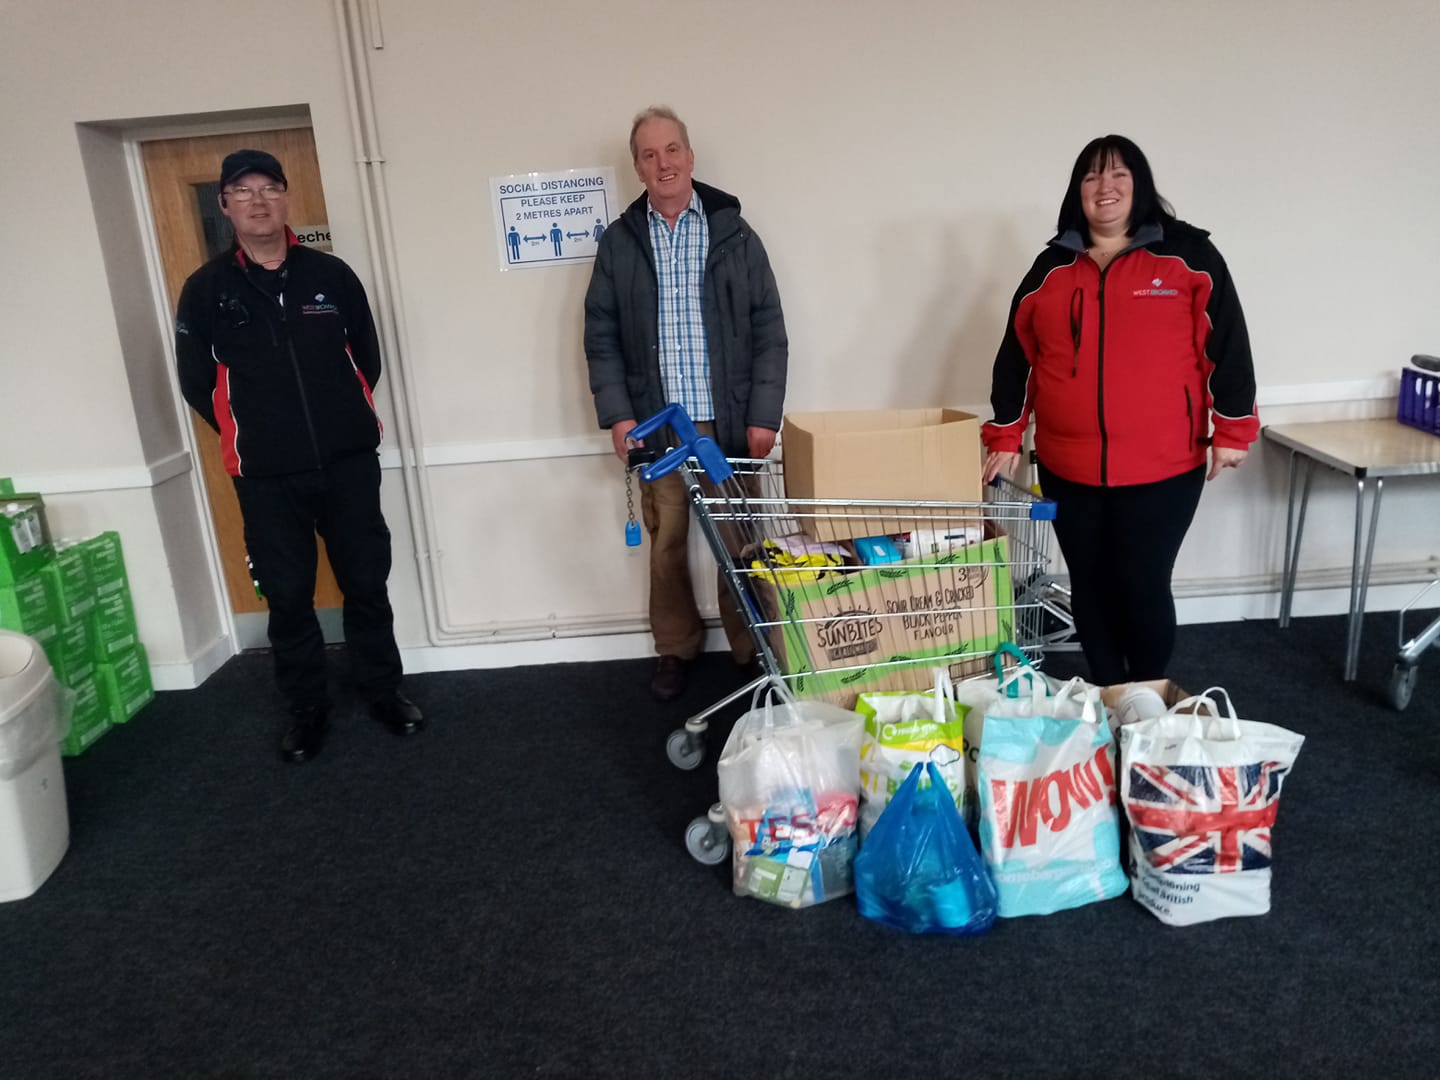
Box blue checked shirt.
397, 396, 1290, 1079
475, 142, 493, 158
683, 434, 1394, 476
649, 191, 712, 421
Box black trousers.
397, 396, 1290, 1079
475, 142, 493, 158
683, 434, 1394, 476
232, 452, 402, 710
1037, 461, 1205, 686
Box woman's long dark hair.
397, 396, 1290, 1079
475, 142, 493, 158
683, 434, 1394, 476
1055, 135, 1175, 243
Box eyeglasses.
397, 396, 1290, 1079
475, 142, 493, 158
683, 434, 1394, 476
225, 184, 287, 203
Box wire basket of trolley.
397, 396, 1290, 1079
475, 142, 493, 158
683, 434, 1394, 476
625, 404, 1059, 867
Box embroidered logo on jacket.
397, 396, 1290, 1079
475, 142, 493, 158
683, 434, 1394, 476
1132, 277, 1180, 298
301, 294, 340, 316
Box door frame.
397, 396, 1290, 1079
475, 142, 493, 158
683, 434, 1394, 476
124, 108, 319, 655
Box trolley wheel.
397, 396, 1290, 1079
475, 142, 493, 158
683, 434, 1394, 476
1388, 662, 1419, 711
666, 728, 705, 771
684, 816, 730, 865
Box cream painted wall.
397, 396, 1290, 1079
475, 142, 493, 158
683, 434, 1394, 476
2, 0, 1438, 687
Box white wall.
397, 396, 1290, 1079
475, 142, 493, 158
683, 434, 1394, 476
2, 0, 1438, 687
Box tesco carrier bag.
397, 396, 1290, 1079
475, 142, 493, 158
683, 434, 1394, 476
717, 681, 864, 909
977, 678, 1127, 917
1119, 688, 1304, 926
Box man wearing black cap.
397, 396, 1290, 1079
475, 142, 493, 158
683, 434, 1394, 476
175, 149, 423, 763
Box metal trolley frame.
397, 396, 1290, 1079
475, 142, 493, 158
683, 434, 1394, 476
628, 406, 1062, 864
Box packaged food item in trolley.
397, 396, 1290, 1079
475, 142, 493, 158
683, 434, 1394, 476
717, 686, 864, 909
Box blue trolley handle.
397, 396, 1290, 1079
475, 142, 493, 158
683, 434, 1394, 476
629, 405, 735, 485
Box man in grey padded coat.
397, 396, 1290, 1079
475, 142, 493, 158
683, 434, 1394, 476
584, 105, 789, 702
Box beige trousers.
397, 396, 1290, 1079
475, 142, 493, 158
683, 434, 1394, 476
639, 421, 754, 662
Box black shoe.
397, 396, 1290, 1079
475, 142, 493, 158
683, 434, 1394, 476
370, 692, 424, 736
280, 705, 329, 764
651, 655, 688, 702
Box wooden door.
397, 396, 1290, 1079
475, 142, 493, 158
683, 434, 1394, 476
142, 129, 343, 616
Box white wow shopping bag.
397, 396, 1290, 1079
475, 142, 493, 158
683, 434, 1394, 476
978, 682, 1127, 917
1119, 688, 1304, 926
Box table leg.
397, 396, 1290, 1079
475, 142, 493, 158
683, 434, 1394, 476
1344, 477, 1385, 681
1279, 451, 1313, 629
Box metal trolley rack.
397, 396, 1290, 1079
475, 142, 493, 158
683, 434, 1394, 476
628, 405, 1061, 864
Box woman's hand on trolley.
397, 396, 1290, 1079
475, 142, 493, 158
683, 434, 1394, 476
982, 450, 1022, 484
1207, 445, 1248, 481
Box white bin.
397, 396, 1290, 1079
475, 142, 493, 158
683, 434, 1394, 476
0, 629, 70, 901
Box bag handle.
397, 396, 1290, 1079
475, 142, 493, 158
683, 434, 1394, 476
931, 666, 957, 726
1050, 676, 1105, 727
748, 674, 798, 733
1162, 686, 1241, 739
993, 643, 1046, 701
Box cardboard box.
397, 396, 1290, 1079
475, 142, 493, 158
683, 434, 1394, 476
0, 494, 54, 585
751, 534, 1014, 709
1100, 679, 1195, 734
97, 643, 154, 725
0, 573, 58, 646
782, 409, 984, 541
61, 675, 111, 756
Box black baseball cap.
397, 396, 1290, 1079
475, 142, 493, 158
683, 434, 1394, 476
220, 149, 287, 189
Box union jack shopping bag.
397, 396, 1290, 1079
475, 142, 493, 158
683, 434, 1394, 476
1118, 689, 1304, 926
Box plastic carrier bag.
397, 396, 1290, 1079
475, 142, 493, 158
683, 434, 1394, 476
854, 761, 998, 936
1118, 688, 1304, 926
954, 644, 1073, 816
977, 674, 1127, 917
717, 681, 864, 909
855, 669, 967, 840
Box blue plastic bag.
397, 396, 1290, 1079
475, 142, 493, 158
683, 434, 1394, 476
853, 761, 998, 935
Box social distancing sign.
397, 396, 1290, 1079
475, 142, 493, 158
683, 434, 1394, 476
490, 168, 618, 270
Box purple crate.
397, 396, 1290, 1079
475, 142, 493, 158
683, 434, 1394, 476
1398, 368, 1440, 436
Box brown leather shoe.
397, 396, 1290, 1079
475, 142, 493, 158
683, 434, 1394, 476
651, 655, 688, 702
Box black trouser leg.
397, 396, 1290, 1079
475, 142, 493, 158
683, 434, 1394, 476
313, 453, 403, 702
233, 470, 328, 711
1106, 467, 1205, 679
1038, 462, 1205, 684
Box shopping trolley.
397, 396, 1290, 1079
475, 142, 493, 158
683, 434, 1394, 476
627, 405, 1060, 865
1388, 580, 1440, 710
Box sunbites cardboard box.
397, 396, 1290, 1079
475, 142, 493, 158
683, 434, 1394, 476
751, 535, 1014, 710
782, 409, 985, 541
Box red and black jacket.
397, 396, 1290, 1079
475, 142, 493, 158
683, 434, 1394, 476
981, 220, 1259, 487
175, 229, 383, 478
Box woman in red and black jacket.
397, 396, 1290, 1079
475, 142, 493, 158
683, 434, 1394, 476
981, 135, 1259, 686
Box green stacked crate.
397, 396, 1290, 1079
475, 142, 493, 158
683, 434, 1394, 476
78, 533, 138, 661
62, 675, 110, 756
75, 532, 153, 727
43, 618, 94, 688
42, 544, 96, 625
0, 570, 59, 649
97, 643, 154, 726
